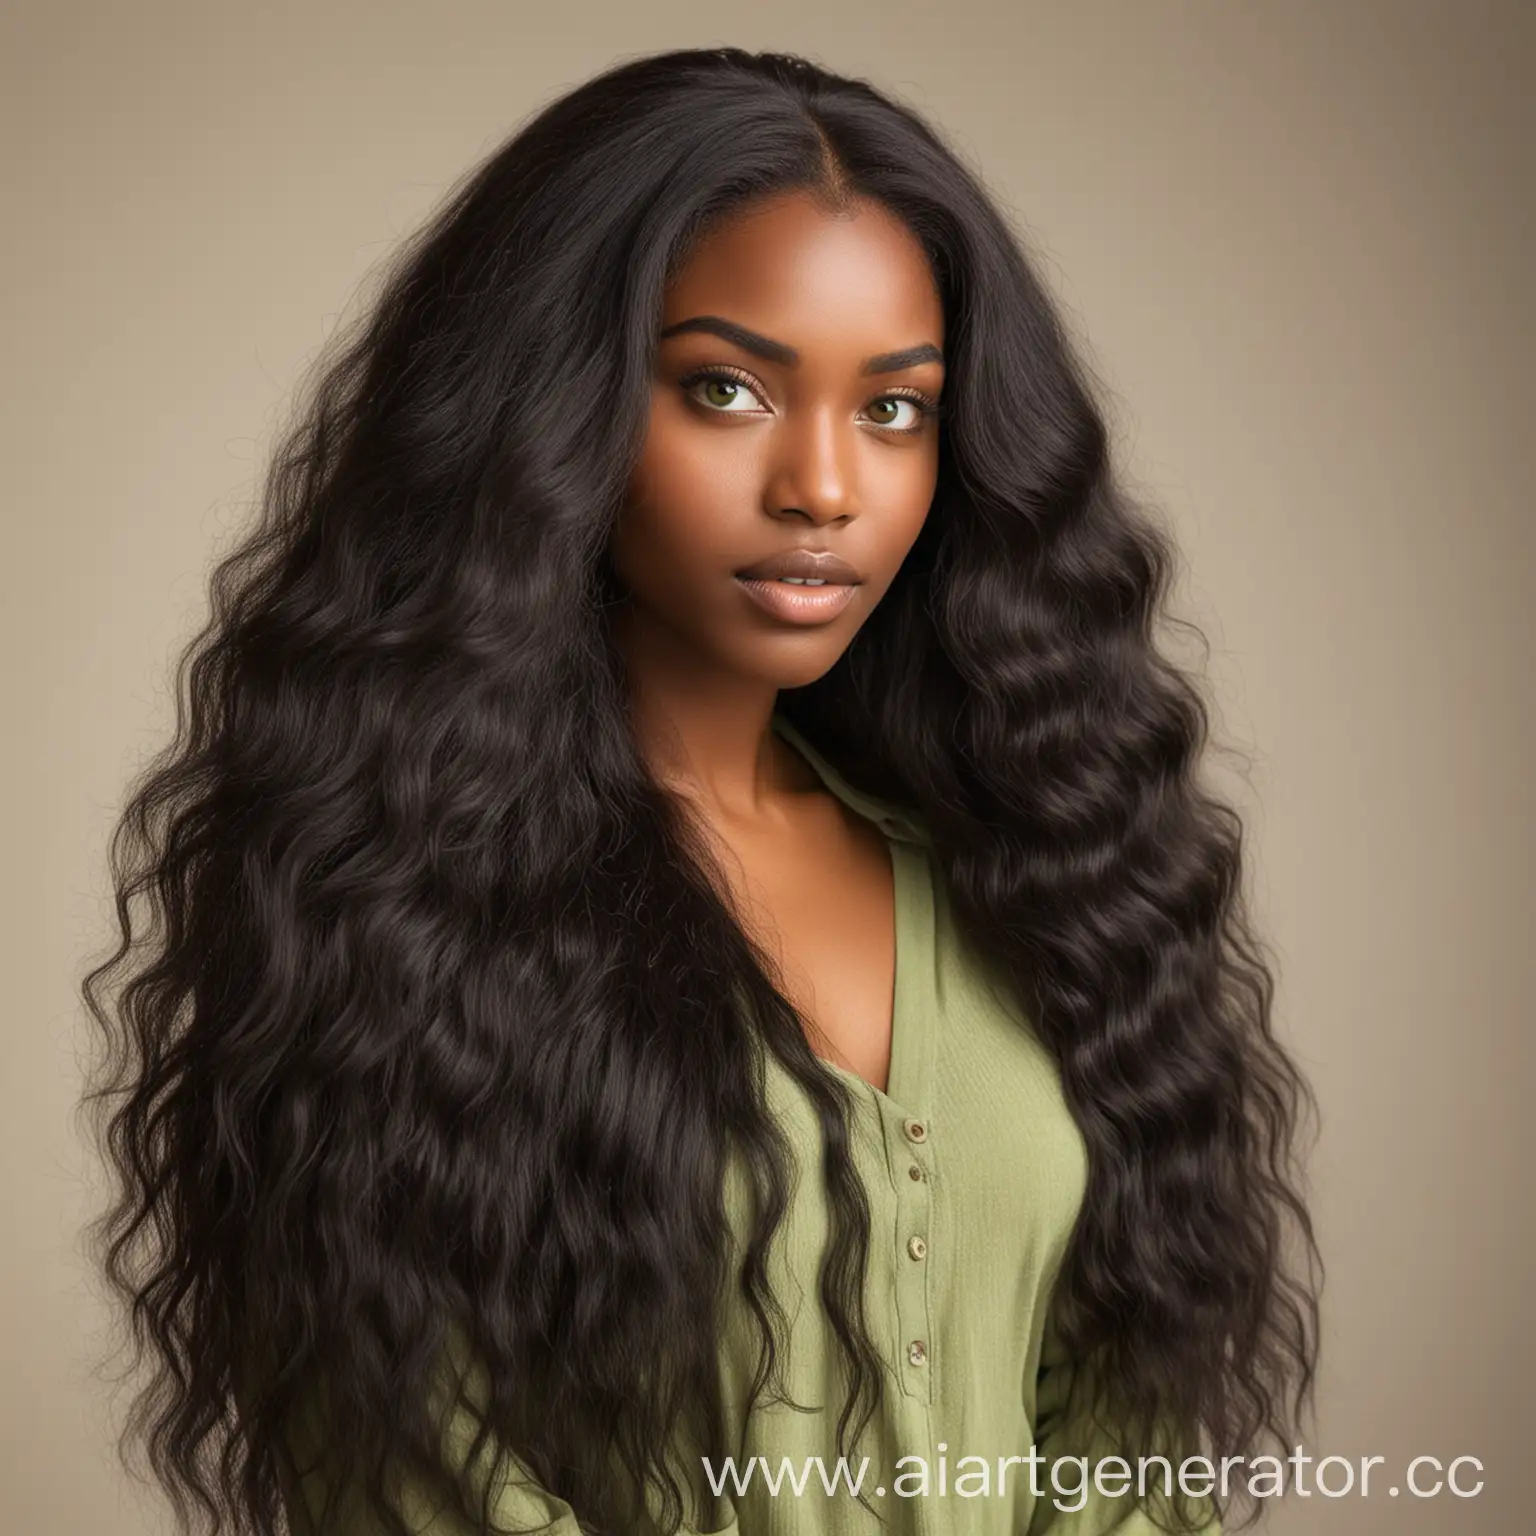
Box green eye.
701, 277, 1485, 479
679, 368, 935, 433
864, 396, 929, 432
680, 370, 766, 413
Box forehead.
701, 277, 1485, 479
662, 191, 943, 347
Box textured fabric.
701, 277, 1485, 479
279, 712, 1220, 1535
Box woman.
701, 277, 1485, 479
83, 46, 1321, 1536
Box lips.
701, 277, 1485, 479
732, 548, 864, 584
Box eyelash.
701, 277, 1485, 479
677, 364, 940, 436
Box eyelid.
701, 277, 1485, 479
876, 384, 941, 410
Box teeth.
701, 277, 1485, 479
779, 576, 827, 585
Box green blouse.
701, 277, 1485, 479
279, 713, 1221, 1535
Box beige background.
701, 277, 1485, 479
3, 2, 1530, 1532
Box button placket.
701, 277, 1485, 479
888, 1103, 935, 1403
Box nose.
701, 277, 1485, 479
763, 403, 858, 525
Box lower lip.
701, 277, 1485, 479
734, 577, 860, 624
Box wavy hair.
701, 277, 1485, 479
82, 45, 1321, 1536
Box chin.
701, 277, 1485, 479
746, 644, 850, 692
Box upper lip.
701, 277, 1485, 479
734, 547, 864, 583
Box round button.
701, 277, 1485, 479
907, 1339, 928, 1367
907, 1235, 928, 1261
907, 1164, 923, 1182
903, 1118, 928, 1143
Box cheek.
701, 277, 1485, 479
614, 419, 740, 591
870, 449, 939, 558
639, 401, 763, 509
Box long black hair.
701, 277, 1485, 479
82, 45, 1320, 1536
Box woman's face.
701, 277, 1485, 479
610, 189, 945, 691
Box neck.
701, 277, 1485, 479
610, 604, 804, 821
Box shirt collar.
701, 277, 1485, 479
770, 712, 932, 849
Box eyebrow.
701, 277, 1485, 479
658, 315, 944, 376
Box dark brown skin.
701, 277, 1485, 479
608, 189, 945, 1092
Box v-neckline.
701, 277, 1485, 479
813, 837, 911, 1110
768, 712, 915, 1112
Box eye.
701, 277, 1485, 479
680, 368, 768, 414
864, 396, 930, 432
677, 367, 938, 434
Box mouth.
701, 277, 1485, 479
732, 547, 865, 585
733, 571, 861, 625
